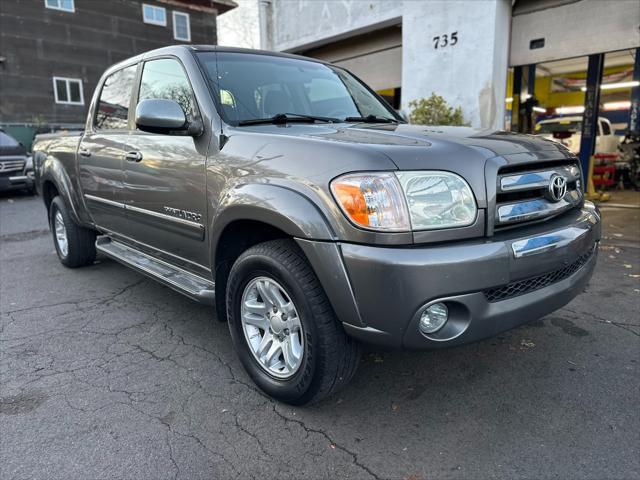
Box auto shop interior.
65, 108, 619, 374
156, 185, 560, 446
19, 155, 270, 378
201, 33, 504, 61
507, 0, 639, 205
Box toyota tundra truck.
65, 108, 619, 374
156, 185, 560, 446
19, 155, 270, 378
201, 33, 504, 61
32, 46, 601, 405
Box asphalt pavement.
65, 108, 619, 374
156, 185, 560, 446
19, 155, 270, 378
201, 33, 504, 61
1, 191, 639, 480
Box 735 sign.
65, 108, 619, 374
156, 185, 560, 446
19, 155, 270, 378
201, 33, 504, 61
433, 32, 459, 49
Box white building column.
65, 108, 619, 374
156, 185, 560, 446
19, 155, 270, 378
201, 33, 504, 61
401, 0, 511, 129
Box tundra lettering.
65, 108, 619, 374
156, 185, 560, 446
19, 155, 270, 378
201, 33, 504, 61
163, 206, 202, 223
32, 46, 601, 405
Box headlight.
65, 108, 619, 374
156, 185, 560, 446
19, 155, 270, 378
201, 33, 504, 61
396, 171, 477, 230
24, 156, 34, 171
331, 171, 477, 232
330, 173, 410, 231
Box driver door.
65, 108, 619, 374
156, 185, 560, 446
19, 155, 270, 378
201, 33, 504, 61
121, 57, 209, 271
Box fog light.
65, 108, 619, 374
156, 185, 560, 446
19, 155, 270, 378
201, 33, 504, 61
419, 303, 448, 334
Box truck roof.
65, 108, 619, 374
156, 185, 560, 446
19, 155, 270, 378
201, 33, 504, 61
189, 45, 325, 63
105, 45, 326, 77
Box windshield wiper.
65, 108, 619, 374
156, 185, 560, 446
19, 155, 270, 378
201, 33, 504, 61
344, 114, 399, 124
238, 113, 340, 126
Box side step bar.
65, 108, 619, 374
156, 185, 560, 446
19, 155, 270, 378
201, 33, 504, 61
96, 236, 215, 305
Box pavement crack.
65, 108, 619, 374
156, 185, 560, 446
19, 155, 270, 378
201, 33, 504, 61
2, 278, 146, 316
166, 431, 180, 480
233, 410, 271, 459
563, 308, 640, 337
271, 404, 382, 480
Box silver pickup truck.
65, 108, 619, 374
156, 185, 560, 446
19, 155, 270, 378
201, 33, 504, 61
32, 46, 601, 405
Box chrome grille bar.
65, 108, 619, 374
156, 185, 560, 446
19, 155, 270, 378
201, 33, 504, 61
0, 160, 26, 173
497, 190, 582, 224
499, 165, 580, 192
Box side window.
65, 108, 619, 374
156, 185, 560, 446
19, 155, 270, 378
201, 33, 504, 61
94, 65, 137, 131
172, 12, 191, 41
138, 58, 197, 122
601, 120, 611, 136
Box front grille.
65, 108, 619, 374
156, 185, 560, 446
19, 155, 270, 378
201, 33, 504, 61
494, 160, 583, 230
483, 245, 595, 302
0, 159, 25, 173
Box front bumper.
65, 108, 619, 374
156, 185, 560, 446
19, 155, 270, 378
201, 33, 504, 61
0, 173, 35, 192
318, 204, 600, 349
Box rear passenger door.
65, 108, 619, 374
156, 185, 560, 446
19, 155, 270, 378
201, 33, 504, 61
79, 64, 138, 234
121, 57, 208, 271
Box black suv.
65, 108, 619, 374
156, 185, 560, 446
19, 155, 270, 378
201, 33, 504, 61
0, 129, 34, 194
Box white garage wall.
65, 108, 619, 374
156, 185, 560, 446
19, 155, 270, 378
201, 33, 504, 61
267, 0, 403, 52
402, 0, 511, 129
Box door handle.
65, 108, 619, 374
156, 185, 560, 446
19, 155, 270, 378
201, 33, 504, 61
125, 151, 143, 162
79, 147, 91, 157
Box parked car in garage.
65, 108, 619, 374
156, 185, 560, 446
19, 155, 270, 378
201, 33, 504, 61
32, 46, 601, 405
535, 116, 620, 155
0, 129, 35, 194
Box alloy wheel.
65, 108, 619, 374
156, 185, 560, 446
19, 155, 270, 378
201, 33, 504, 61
240, 276, 304, 379
54, 210, 68, 257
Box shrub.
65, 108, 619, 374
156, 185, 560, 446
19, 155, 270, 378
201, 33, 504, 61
408, 93, 468, 126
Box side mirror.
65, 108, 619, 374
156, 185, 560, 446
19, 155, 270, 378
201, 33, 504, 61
135, 99, 191, 135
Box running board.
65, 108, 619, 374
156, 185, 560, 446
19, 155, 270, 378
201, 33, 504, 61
96, 236, 215, 305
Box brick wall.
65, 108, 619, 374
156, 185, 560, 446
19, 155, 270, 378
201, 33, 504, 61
0, 0, 218, 124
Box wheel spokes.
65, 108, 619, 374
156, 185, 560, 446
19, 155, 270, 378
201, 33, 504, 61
264, 340, 282, 366
281, 337, 300, 371
243, 298, 267, 315
256, 280, 277, 309
288, 314, 302, 331
242, 298, 269, 330
240, 276, 304, 379
256, 331, 273, 357
242, 312, 268, 330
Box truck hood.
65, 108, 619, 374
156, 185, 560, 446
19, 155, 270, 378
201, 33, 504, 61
311, 123, 564, 155
237, 123, 571, 169
0, 143, 27, 158
232, 123, 575, 210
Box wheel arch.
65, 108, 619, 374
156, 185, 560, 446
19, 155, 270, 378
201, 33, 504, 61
39, 154, 87, 225
210, 184, 337, 321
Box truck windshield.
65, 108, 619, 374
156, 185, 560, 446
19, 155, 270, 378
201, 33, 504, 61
196, 52, 402, 126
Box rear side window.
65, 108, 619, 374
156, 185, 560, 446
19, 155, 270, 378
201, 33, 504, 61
94, 65, 138, 131
138, 58, 197, 122
601, 120, 611, 136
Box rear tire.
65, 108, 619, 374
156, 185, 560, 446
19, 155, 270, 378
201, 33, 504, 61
226, 239, 360, 405
49, 196, 96, 268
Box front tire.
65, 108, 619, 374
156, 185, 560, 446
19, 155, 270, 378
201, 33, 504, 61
49, 196, 96, 268
226, 239, 360, 405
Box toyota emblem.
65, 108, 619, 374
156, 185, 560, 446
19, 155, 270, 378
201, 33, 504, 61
548, 174, 567, 202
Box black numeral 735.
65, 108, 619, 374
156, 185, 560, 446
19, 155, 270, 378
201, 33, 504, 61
433, 31, 458, 49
